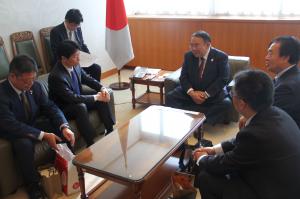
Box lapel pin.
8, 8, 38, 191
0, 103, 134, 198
211, 58, 214, 62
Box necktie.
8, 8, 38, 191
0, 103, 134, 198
71, 70, 80, 94
68, 31, 72, 40
20, 91, 31, 120
199, 57, 205, 79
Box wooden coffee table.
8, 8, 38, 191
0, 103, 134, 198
129, 69, 169, 109
73, 105, 205, 199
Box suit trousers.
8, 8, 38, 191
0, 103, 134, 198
197, 170, 258, 199
166, 86, 232, 125
62, 101, 115, 146
83, 63, 102, 82
3, 120, 62, 189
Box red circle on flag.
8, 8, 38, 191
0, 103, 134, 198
106, 0, 128, 30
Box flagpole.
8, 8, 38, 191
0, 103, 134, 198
109, 69, 130, 90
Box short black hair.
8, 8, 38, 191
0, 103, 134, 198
57, 40, 80, 60
65, 9, 83, 24
9, 55, 38, 76
270, 35, 300, 65
233, 70, 274, 112
192, 30, 211, 43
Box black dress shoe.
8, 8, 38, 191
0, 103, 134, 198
27, 183, 47, 199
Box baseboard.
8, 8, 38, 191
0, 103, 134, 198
101, 68, 118, 79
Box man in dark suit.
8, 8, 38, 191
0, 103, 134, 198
50, 8, 102, 81
0, 55, 75, 199
165, 30, 230, 125
265, 35, 300, 128
194, 70, 300, 199
48, 40, 115, 147
239, 36, 300, 130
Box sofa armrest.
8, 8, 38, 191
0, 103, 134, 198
0, 139, 20, 197
164, 68, 181, 94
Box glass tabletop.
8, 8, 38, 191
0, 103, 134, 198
73, 105, 205, 183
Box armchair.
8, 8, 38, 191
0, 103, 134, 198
39, 27, 54, 72
0, 36, 10, 80
10, 31, 46, 74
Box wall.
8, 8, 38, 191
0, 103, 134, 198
0, 0, 115, 72
127, 16, 300, 72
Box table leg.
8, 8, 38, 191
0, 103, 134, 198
160, 86, 163, 105
132, 81, 136, 109
76, 166, 88, 199
132, 183, 143, 199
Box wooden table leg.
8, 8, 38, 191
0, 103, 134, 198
76, 166, 88, 199
132, 183, 143, 199
132, 81, 136, 109
160, 86, 164, 105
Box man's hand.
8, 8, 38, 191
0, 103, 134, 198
193, 150, 208, 161
239, 116, 247, 129
100, 88, 110, 102
95, 90, 110, 102
194, 147, 216, 155
189, 90, 207, 104
193, 147, 216, 161
43, 132, 62, 151
62, 128, 75, 147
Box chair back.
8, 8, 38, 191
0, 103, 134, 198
10, 31, 46, 74
39, 27, 54, 72
228, 56, 250, 82
0, 36, 10, 81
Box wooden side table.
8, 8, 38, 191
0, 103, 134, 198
129, 69, 169, 109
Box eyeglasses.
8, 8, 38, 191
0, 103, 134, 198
16, 74, 37, 84
189, 44, 200, 48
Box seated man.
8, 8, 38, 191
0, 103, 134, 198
239, 35, 300, 130
0, 55, 75, 199
266, 35, 300, 128
48, 40, 115, 147
165, 30, 231, 125
194, 70, 300, 199
50, 8, 102, 81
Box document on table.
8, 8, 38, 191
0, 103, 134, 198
79, 51, 98, 68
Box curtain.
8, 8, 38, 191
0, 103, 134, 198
124, 0, 300, 17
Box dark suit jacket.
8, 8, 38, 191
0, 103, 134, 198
48, 62, 102, 108
0, 80, 67, 140
274, 65, 300, 128
199, 106, 300, 199
50, 22, 89, 65
179, 48, 229, 103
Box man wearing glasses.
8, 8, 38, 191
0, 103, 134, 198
0, 55, 75, 199
194, 70, 300, 199
166, 30, 231, 125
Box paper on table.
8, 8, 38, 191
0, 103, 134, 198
79, 51, 98, 68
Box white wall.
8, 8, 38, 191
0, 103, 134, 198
0, 0, 115, 72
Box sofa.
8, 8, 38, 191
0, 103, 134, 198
164, 55, 250, 123
0, 73, 115, 197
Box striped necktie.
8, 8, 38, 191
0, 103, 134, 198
20, 91, 31, 120
199, 57, 205, 79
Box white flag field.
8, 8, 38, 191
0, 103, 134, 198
105, 0, 134, 70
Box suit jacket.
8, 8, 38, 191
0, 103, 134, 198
274, 65, 300, 128
179, 48, 229, 103
50, 22, 89, 65
0, 80, 67, 140
199, 106, 300, 199
48, 62, 102, 108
